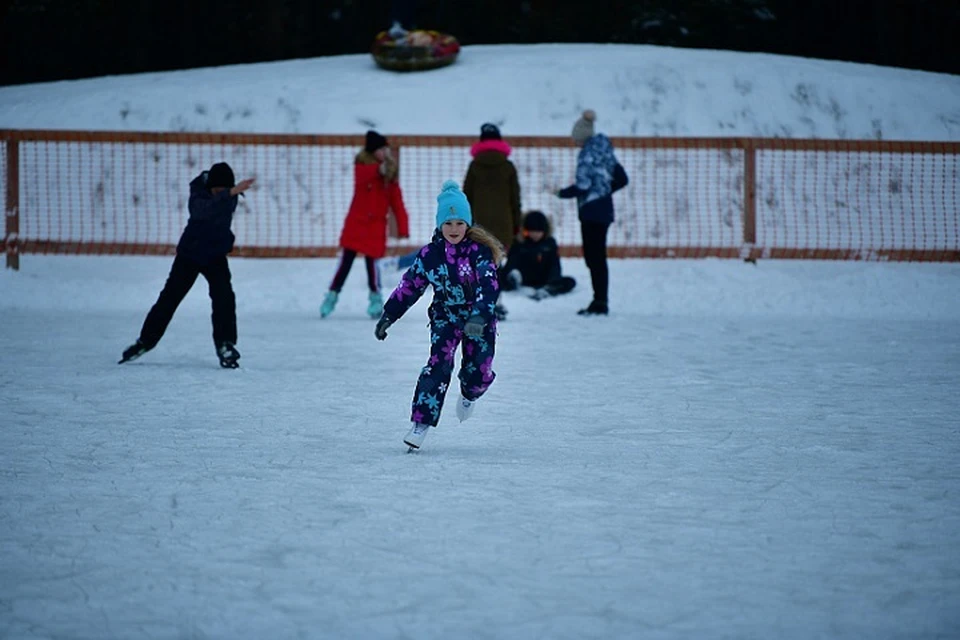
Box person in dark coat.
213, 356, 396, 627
502, 210, 576, 299
463, 123, 521, 249
462, 123, 522, 321
556, 109, 628, 316
119, 162, 255, 368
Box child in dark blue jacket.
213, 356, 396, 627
119, 162, 255, 368
374, 180, 504, 450
502, 210, 576, 300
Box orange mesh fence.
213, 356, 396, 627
752, 140, 960, 260
3, 130, 959, 269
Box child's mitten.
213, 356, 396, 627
375, 314, 393, 341
464, 314, 485, 338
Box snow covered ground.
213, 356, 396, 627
2, 254, 959, 639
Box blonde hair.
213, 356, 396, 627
466, 224, 505, 265
355, 149, 399, 183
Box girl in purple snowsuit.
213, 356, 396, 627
374, 180, 504, 450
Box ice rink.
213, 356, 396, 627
2, 255, 958, 639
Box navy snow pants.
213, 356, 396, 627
410, 318, 497, 426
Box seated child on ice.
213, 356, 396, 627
502, 210, 576, 300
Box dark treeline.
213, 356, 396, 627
2, 0, 957, 87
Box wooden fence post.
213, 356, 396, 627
742, 140, 757, 263
5, 138, 19, 270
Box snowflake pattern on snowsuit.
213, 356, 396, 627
383, 229, 499, 426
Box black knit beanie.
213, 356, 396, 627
365, 130, 388, 153
207, 162, 235, 189
523, 210, 548, 232
480, 123, 501, 141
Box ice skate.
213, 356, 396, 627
404, 422, 431, 450
456, 395, 475, 423
577, 301, 608, 316
367, 291, 384, 319
320, 291, 339, 318
528, 287, 550, 301
118, 339, 152, 364
216, 342, 241, 369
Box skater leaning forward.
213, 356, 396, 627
119, 162, 255, 368
374, 180, 504, 450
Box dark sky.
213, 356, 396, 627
2, 0, 957, 86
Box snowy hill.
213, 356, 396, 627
1, 44, 958, 141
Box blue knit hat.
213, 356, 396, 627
435, 180, 472, 229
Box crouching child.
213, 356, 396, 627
502, 209, 576, 300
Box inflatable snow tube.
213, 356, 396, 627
371, 30, 460, 72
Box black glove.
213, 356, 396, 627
464, 314, 485, 338
374, 314, 393, 341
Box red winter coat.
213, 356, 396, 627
339, 159, 409, 258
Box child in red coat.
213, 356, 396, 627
321, 130, 410, 319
